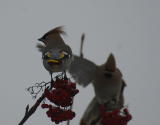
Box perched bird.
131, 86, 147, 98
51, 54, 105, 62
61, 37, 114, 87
37, 26, 73, 77
68, 35, 126, 125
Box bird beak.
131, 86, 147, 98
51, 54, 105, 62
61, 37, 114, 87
47, 59, 59, 63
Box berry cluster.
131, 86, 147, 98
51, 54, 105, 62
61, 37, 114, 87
100, 105, 132, 125
41, 104, 75, 124
42, 77, 79, 124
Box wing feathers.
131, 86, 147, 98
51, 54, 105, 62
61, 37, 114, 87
68, 55, 97, 87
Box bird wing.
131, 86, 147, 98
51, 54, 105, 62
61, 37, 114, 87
68, 55, 97, 87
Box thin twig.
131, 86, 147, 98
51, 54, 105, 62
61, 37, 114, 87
27, 81, 50, 98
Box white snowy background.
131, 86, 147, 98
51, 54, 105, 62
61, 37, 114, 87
0, 0, 159, 125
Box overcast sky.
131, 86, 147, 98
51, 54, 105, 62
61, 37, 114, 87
0, 0, 160, 125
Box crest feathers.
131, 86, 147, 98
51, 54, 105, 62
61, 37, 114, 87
38, 26, 66, 45
105, 53, 116, 72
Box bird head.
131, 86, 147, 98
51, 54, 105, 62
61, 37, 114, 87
36, 26, 72, 74
96, 53, 123, 83
93, 53, 125, 106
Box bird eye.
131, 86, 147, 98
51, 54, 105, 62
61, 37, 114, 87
104, 72, 113, 78
45, 52, 52, 58
43, 52, 52, 59
59, 53, 65, 59
59, 51, 69, 59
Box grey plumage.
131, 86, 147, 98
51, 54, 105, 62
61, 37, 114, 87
37, 26, 73, 74
69, 55, 97, 87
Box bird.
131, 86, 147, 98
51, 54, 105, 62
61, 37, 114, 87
68, 35, 126, 125
36, 26, 73, 79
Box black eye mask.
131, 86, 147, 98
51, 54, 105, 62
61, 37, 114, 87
104, 71, 113, 78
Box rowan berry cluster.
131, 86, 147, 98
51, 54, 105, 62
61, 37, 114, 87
41, 104, 75, 124
100, 105, 132, 125
42, 76, 79, 124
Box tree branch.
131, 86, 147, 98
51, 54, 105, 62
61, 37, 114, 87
18, 93, 45, 125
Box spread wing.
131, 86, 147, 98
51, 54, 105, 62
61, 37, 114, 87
68, 55, 97, 87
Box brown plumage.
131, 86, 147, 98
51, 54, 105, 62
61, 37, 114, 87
38, 26, 66, 45
68, 38, 126, 125
104, 53, 116, 72
68, 53, 126, 125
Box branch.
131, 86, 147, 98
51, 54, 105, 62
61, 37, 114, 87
18, 93, 45, 125
27, 81, 50, 98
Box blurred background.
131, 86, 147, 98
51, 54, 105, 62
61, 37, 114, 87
0, 0, 159, 125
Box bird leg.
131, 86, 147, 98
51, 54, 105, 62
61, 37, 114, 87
63, 71, 68, 80
50, 73, 53, 82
